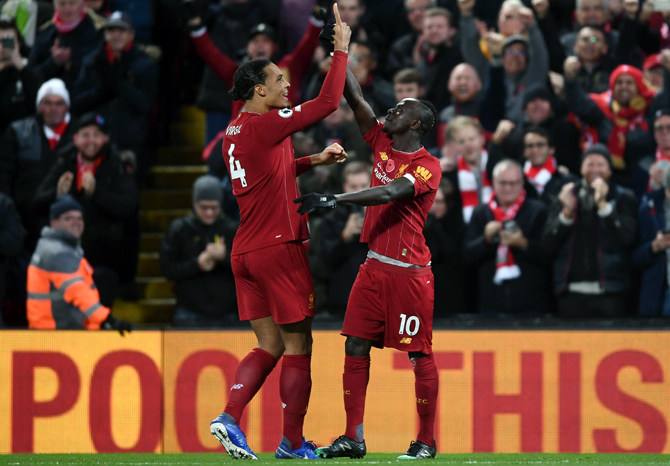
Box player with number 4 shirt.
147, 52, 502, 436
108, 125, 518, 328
209, 3, 351, 461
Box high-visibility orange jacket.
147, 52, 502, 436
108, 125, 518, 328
27, 227, 110, 329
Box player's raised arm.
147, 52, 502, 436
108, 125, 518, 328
343, 66, 377, 137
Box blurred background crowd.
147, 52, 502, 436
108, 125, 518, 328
1, 0, 670, 329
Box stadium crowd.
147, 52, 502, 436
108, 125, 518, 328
1, 0, 670, 328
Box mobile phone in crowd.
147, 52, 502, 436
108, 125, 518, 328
503, 220, 518, 233
1, 35, 15, 51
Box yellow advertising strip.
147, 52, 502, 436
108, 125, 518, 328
1, 330, 669, 454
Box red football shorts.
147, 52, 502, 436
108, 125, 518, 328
342, 258, 434, 354
232, 241, 316, 324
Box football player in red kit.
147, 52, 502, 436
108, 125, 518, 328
295, 66, 441, 459
209, 4, 351, 461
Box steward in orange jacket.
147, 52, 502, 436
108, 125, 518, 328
27, 195, 131, 333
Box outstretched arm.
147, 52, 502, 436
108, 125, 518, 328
343, 67, 377, 136
294, 177, 414, 214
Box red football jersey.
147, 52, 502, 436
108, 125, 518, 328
222, 51, 348, 255
360, 122, 441, 266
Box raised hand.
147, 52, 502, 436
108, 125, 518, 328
332, 3, 351, 53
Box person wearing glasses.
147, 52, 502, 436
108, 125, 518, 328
463, 158, 549, 316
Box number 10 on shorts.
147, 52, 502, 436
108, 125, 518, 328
399, 314, 420, 336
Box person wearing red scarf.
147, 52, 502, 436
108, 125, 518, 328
588, 64, 656, 170
28, 0, 104, 88
464, 159, 549, 315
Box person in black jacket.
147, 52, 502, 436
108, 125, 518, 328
318, 161, 371, 317
71, 11, 159, 177
28, 0, 105, 88
0, 192, 24, 327
33, 112, 137, 306
160, 175, 239, 327
464, 159, 549, 316
0, 17, 42, 134
542, 143, 638, 317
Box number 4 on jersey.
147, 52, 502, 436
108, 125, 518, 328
228, 143, 247, 187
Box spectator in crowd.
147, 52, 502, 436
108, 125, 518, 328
0, 0, 54, 48
187, 3, 321, 142
392, 67, 424, 103
643, 53, 664, 93
444, 116, 493, 225
0, 78, 76, 253
385, 0, 435, 79
436, 63, 482, 146
486, 83, 580, 172
632, 108, 670, 200
563, 55, 670, 187
0, 192, 23, 328
459, 0, 549, 98
570, 25, 613, 94
633, 166, 670, 316
520, 127, 576, 205
560, 0, 618, 57
160, 175, 239, 327
415, 7, 462, 112
307, 40, 395, 117
464, 159, 549, 316
71, 11, 159, 179
424, 177, 466, 315
28, 0, 105, 88
543, 144, 638, 317
0, 16, 42, 134
26, 195, 132, 333
33, 112, 137, 307
318, 161, 371, 317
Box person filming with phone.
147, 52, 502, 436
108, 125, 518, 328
464, 159, 550, 316
0, 16, 42, 133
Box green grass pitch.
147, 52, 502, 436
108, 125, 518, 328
1, 453, 669, 465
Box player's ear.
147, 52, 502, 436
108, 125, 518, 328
255, 84, 266, 97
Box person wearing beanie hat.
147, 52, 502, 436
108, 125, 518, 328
0, 69, 77, 260
159, 175, 239, 329
543, 135, 638, 318
49, 194, 83, 222
36, 78, 70, 108
26, 192, 133, 334
192, 175, 223, 204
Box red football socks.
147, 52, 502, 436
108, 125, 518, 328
280, 354, 312, 449
224, 347, 278, 423
413, 354, 438, 446
343, 355, 370, 443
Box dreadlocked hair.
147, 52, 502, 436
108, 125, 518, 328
228, 58, 273, 102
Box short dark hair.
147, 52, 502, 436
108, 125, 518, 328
229, 58, 273, 102
393, 68, 423, 86
524, 126, 553, 146
416, 99, 437, 137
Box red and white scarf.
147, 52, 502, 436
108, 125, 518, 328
44, 113, 70, 150
76, 152, 104, 191
488, 189, 526, 285
457, 151, 492, 223
53, 11, 86, 34
523, 156, 556, 195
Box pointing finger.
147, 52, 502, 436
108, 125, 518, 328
333, 3, 342, 24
